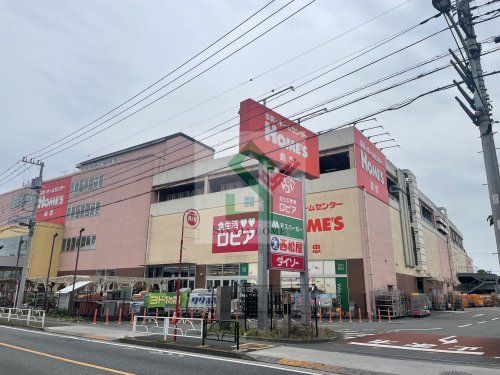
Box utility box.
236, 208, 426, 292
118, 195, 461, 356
216, 286, 232, 321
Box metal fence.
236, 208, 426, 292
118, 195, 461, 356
0, 307, 46, 327
132, 315, 204, 342
202, 319, 240, 350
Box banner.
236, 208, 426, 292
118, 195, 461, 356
354, 128, 389, 204
188, 290, 217, 309
35, 177, 71, 225
212, 212, 258, 253
144, 292, 188, 308
335, 277, 349, 312
239, 99, 320, 179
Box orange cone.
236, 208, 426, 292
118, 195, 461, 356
92, 308, 97, 325
348, 310, 352, 323
358, 308, 362, 322
368, 310, 372, 322
387, 308, 391, 322
105, 308, 109, 325
328, 308, 333, 323
118, 307, 122, 325
378, 308, 382, 322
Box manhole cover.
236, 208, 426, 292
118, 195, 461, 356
440, 372, 473, 375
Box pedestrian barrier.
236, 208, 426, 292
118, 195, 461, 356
132, 315, 204, 342
202, 319, 240, 350
0, 307, 46, 328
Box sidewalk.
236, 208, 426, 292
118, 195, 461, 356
43, 321, 146, 340
248, 346, 499, 375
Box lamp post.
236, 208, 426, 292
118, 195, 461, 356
70, 228, 85, 315
44, 233, 58, 311
13, 238, 25, 308
311, 284, 318, 338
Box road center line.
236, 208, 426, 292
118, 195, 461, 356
0, 325, 317, 374
457, 324, 471, 327
473, 314, 484, 317
0, 341, 134, 375
477, 321, 487, 324
492, 317, 499, 321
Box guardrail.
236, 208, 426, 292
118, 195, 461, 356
132, 316, 204, 341
0, 307, 46, 328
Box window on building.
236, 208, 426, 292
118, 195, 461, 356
450, 229, 464, 249
244, 196, 255, 207
11, 194, 35, 209
387, 178, 399, 201
157, 181, 204, 202
66, 202, 101, 220
70, 176, 103, 195
421, 204, 434, 225
96, 269, 116, 277
319, 151, 350, 174
209, 173, 257, 193
61, 235, 96, 252
80, 157, 117, 171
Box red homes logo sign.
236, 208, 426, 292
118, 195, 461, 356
239, 99, 320, 179
354, 128, 389, 204
35, 177, 71, 225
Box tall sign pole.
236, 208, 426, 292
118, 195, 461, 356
299, 173, 310, 323
257, 160, 270, 330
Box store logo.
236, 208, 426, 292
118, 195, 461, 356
280, 177, 295, 194
270, 236, 279, 251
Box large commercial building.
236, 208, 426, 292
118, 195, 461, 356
0, 128, 473, 312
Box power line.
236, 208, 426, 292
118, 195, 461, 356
30, 0, 315, 161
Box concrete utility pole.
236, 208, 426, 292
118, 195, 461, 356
16, 158, 44, 308
433, 0, 500, 268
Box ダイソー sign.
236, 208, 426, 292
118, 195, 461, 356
354, 128, 389, 204
35, 177, 71, 225
239, 99, 320, 179
212, 212, 259, 253
270, 253, 305, 271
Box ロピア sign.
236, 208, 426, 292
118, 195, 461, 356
35, 177, 71, 225
354, 128, 389, 204
270, 172, 303, 219
239, 99, 320, 179
212, 212, 258, 253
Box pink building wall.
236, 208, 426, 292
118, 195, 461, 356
58, 134, 214, 276
436, 236, 452, 281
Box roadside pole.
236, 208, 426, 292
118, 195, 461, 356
299, 173, 310, 324
16, 159, 44, 308
257, 159, 270, 330
434, 0, 500, 267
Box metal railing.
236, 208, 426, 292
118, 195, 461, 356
202, 320, 240, 350
0, 307, 46, 327
132, 315, 204, 342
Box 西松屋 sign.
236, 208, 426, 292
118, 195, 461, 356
212, 212, 258, 253
35, 177, 71, 225
239, 99, 320, 179
354, 128, 389, 204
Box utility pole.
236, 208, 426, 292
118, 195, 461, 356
433, 0, 500, 268
15, 158, 44, 308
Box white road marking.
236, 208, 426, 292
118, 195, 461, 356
477, 321, 487, 324
473, 314, 485, 317
0, 325, 318, 375
348, 342, 484, 355
391, 328, 443, 331
457, 324, 471, 328
492, 317, 499, 321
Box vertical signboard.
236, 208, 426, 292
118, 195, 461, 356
212, 212, 259, 253
239, 99, 320, 179
269, 172, 305, 272
35, 177, 71, 225
354, 128, 389, 204
335, 277, 349, 312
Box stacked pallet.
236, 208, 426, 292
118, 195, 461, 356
430, 292, 447, 311
374, 290, 409, 318
410, 293, 431, 317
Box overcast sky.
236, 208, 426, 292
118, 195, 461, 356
1, 0, 499, 272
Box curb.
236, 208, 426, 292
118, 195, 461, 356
242, 335, 334, 344
119, 337, 253, 360
247, 354, 394, 375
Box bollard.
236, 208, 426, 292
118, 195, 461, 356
156, 308, 159, 318
118, 307, 122, 325
130, 311, 134, 325
329, 308, 333, 323
339, 310, 343, 323
378, 308, 381, 322
319, 309, 323, 323
358, 308, 362, 323
92, 308, 97, 325
348, 310, 352, 323
105, 308, 109, 325
387, 308, 391, 322
368, 310, 373, 322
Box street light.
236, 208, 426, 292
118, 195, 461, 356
70, 228, 85, 315
44, 232, 58, 311
432, 0, 451, 13
311, 284, 319, 338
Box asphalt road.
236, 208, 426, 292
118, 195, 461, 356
308, 307, 500, 367
0, 325, 316, 375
